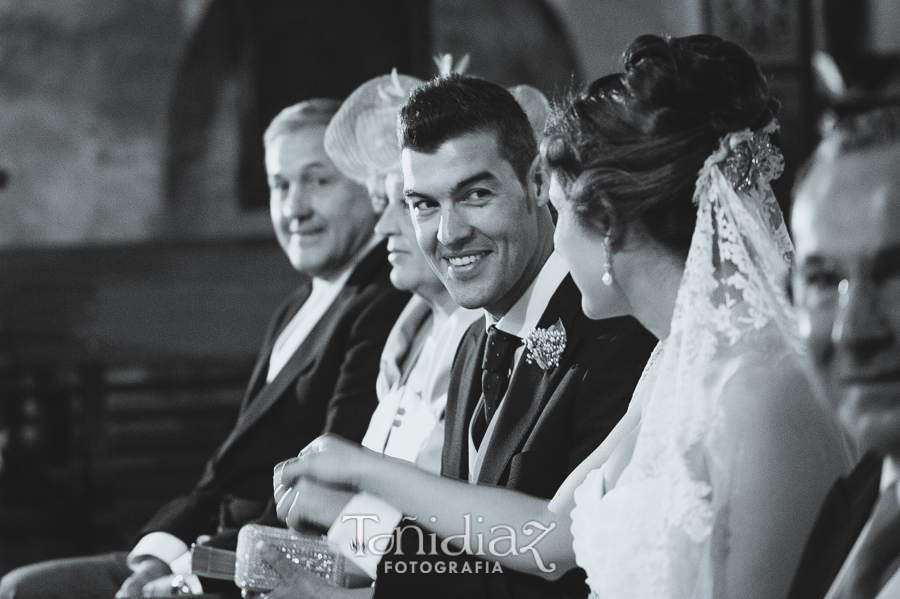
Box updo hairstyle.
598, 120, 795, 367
542, 34, 779, 257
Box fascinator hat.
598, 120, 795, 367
508, 84, 552, 142
326, 58, 553, 188
324, 70, 424, 187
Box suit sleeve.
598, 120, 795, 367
135, 296, 304, 546
319, 285, 410, 441
566, 318, 658, 472
373, 317, 656, 599
136, 282, 408, 547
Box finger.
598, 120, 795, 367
273, 460, 290, 488
285, 481, 354, 531
279, 456, 309, 488
284, 490, 302, 527
115, 575, 141, 599
275, 487, 296, 521
298, 434, 332, 458
141, 576, 173, 597
281, 451, 346, 488
274, 483, 288, 505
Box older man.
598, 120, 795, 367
0, 99, 409, 598
788, 102, 900, 599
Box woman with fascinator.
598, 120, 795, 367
259, 70, 553, 598
274, 35, 852, 599
323, 70, 481, 475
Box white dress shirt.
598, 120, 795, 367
267, 235, 380, 382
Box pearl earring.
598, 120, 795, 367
602, 234, 613, 286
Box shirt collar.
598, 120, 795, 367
881, 456, 900, 505
484, 251, 569, 338
311, 234, 380, 293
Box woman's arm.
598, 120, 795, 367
274, 435, 580, 579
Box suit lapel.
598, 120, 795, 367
829, 455, 884, 572
240, 283, 312, 413
476, 276, 585, 485
443, 325, 486, 481
788, 453, 882, 599
216, 241, 389, 463
215, 305, 332, 461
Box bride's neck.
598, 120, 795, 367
618, 245, 684, 340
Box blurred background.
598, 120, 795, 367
0, 0, 898, 577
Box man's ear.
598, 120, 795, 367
527, 155, 550, 209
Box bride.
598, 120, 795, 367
273, 34, 852, 599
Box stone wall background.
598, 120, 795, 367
0, 0, 197, 246
0, 0, 683, 248
7, 0, 895, 247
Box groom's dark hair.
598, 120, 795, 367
398, 74, 537, 185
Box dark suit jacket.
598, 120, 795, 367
139, 241, 410, 547
374, 275, 657, 599
787, 453, 882, 599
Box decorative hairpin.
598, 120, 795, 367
721, 127, 784, 193
433, 53, 470, 77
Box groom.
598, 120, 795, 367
352, 74, 657, 599
787, 102, 900, 599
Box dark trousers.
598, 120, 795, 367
0, 552, 131, 599
0, 551, 236, 599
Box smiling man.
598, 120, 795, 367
0, 99, 409, 599
356, 74, 657, 599
788, 102, 900, 599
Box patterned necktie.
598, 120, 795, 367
838, 483, 900, 599
472, 325, 520, 448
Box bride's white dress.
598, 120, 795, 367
567, 124, 853, 599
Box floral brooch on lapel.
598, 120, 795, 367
524, 319, 566, 371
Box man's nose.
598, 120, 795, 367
832, 279, 893, 364
282, 183, 312, 219
437, 206, 473, 247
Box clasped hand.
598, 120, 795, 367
273, 434, 373, 531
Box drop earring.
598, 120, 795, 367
602, 234, 613, 286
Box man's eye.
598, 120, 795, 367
270, 180, 289, 194
804, 271, 843, 289
301, 174, 332, 187
465, 189, 491, 202
411, 199, 438, 212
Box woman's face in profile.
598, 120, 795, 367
548, 173, 622, 320
373, 172, 446, 302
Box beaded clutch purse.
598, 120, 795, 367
234, 524, 370, 595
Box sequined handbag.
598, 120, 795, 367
234, 524, 370, 596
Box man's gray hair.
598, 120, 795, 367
828, 102, 900, 154
795, 101, 900, 198
263, 98, 343, 149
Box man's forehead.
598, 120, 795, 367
266, 126, 329, 172
401, 132, 508, 191
793, 147, 900, 259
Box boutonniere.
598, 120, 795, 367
524, 319, 566, 371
